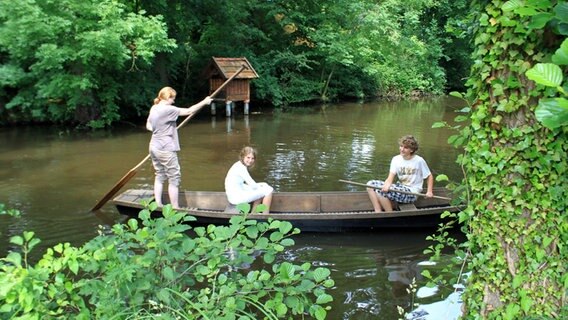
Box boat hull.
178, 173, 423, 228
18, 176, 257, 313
113, 189, 459, 232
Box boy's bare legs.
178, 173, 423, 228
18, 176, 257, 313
367, 188, 383, 212
378, 195, 394, 212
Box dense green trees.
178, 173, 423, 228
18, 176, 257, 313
0, 0, 176, 127
0, 0, 471, 127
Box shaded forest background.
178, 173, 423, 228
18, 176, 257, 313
0, 0, 472, 128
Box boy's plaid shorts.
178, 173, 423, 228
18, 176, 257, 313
366, 180, 417, 203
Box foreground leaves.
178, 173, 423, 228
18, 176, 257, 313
0, 203, 334, 319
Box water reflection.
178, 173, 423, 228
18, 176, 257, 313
288, 231, 440, 319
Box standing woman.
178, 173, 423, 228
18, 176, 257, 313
146, 86, 212, 209
225, 146, 273, 213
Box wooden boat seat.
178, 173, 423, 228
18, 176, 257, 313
398, 203, 418, 211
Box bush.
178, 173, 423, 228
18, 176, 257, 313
0, 202, 334, 319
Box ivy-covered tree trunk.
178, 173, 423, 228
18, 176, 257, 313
462, 1, 567, 319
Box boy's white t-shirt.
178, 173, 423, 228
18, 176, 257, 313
389, 154, 431, 193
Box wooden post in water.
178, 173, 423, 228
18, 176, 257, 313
244, 100, 250, 115
225, 100, 232, 117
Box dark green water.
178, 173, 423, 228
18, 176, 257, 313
0, 97, 465, 319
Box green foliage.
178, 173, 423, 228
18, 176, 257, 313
1, 0, 474, 125
269, 0, 457, 101
0, 203, 334, 319
0, 0, 175, 127
519, 1, 568, 129
426, 1, 567, 319
0, 203, 20, 219
396, 277, 420, 319
254, 50, 323, 106
528, 61, 568, 128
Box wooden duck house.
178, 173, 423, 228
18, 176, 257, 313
204, 57, 259, 116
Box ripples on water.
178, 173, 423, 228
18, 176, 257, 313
280, 231, 453, 319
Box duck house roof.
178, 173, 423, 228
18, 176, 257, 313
205, 57, 259, 80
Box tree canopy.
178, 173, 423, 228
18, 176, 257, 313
0, 0, 471, 127
0, 0, 176, 127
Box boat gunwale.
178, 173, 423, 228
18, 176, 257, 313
112, 188, 460, 221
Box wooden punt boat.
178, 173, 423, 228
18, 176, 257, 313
112, 187, 460, 232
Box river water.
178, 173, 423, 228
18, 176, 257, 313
0, 97, 464, 319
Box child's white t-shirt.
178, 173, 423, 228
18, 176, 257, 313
389, 154, 431, 193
